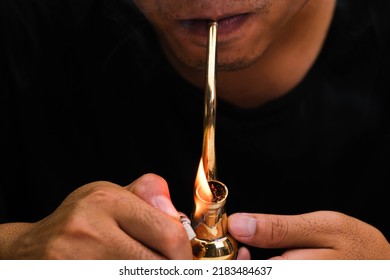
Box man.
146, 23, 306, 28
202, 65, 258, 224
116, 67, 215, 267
1, 0, 389, 259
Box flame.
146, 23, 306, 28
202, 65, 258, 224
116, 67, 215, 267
195, 158, 213, 201
194, 158, 213, 218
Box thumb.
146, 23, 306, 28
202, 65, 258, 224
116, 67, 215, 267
228, 211, 339, 249
126, 173, 179, 219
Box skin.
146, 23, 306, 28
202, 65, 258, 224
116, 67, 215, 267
0, 174, 192, 259
229, 212, 390, 260
2, 174, 389, 259
133, 0, 335, 108
1, 0, 390, 259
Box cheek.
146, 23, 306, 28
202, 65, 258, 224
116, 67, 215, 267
132, 0, 160, 22
131, 0, 178, 22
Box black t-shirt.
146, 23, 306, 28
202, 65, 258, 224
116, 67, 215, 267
1, 0, 389, 259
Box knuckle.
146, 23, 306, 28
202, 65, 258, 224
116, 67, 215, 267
139, 173, 166, 184
41, 217, 102, 259
314, 211, 349, 235
82, 182, 122, 205
269, 216, 289, 246
62, 214, 95, 238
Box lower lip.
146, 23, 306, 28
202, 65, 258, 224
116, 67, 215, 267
180, 14, 250, 38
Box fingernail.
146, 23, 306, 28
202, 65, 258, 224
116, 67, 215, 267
229, 214, 257, 237
153, 195, 179, 218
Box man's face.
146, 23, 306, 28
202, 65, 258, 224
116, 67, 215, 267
132, 0, 310, 72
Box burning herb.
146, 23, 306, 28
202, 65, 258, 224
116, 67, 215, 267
208, 180, 227, 203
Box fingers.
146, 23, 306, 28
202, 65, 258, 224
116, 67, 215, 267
115, 196, 192, 259
268, 248, 337, 260
119, 174, 192, 259
228, 211, 390, 259
236, 247, 251, 260
62, 177, 191, 259
126, 173, 179, 219
16, 176, 192, 260
98, 175, 191, 259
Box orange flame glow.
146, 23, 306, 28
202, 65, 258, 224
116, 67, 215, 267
194, 158, 213, 218
195, 158, 213, 201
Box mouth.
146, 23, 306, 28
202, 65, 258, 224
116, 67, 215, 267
179, 13, 251, 37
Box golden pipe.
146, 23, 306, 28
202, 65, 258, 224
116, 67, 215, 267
189, 21, 238, 260
202, 21, 218, 181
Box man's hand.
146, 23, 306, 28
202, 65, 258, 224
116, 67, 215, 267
1, 173, 193, 259
229, 211, 390, 259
